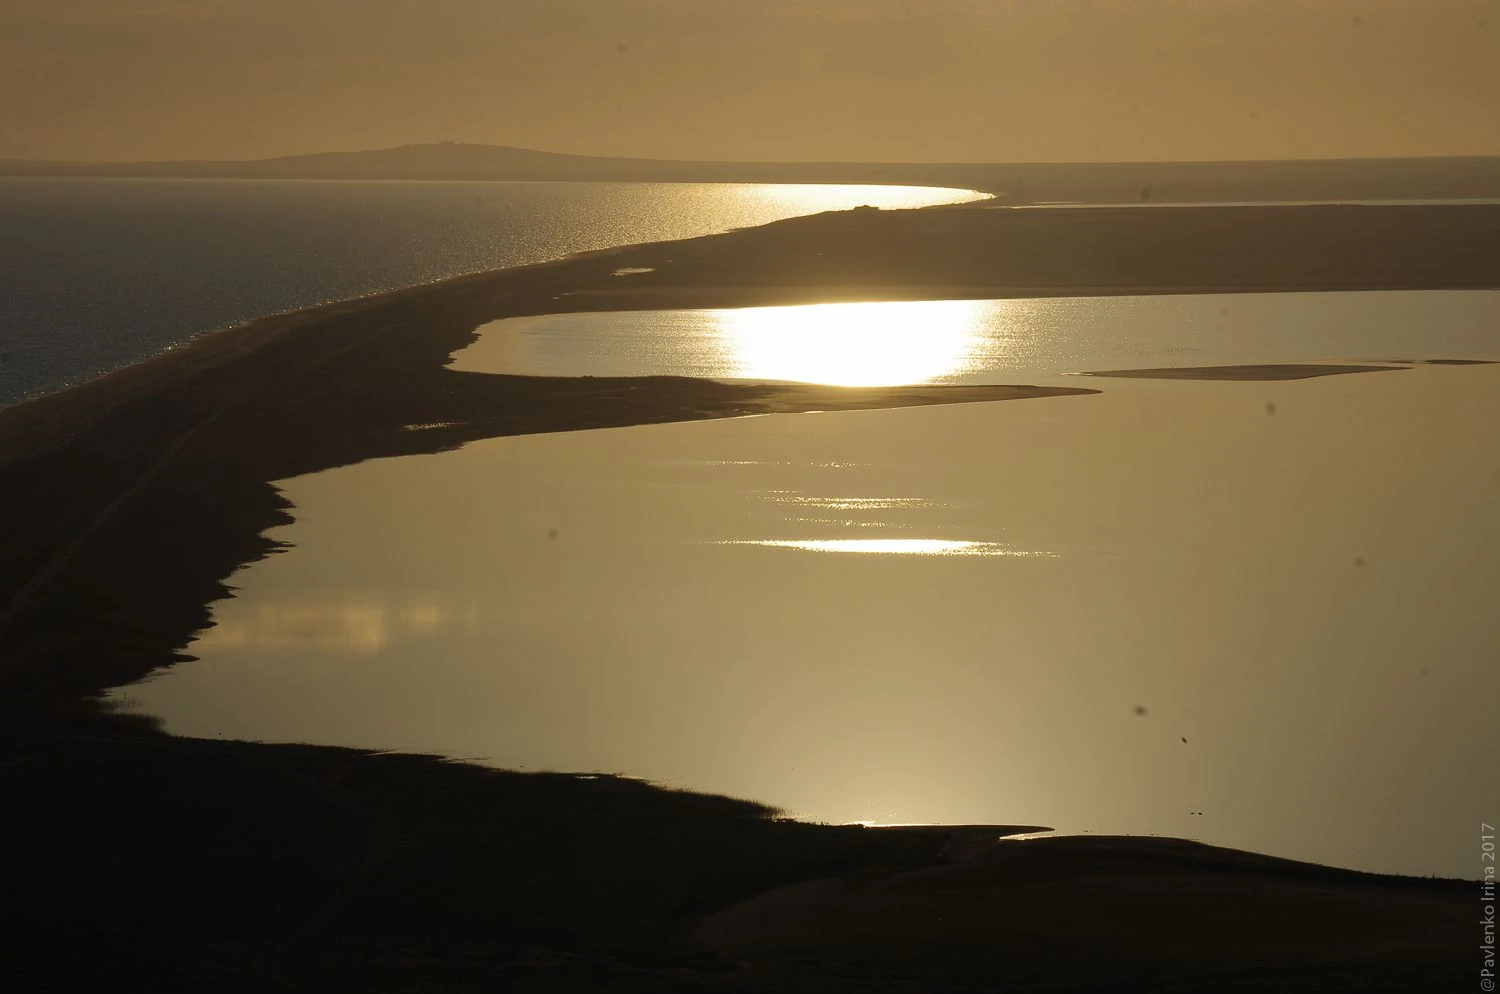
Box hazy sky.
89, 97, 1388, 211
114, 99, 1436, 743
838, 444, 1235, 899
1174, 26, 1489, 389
2, 0, 1495, 163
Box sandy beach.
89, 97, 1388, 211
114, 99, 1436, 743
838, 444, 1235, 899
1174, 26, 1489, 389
1, 201, 1495, 991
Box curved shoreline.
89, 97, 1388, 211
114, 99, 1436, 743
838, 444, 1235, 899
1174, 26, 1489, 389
0, 182, 992, 413
6, 198, 1499, 462
3, 198, 1499, 711
0, 199, 1491, 991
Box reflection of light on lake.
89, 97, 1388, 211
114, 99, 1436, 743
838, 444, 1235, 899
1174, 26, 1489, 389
757, 492, 934, 511
195, 594, 478, 653
712, 299, 993, 386
739, 184, 985, 213
720, 539, 1053, 557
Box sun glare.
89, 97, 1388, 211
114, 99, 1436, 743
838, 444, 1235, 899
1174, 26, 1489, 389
742, 184, 986, 213
720, 539, 1051, 557
710, 299, 992, 386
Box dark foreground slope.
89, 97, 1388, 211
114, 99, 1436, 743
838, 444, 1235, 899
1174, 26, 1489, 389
0, 202, 1491, 992
0, 730, 1472, 993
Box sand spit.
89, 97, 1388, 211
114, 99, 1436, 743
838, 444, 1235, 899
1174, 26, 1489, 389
1084, 362, 1408, 380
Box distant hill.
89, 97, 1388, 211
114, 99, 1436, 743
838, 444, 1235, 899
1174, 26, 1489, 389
3, 143, 1499, 204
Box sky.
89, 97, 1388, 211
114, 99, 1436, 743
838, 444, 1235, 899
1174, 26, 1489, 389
1, 0, 1496, 163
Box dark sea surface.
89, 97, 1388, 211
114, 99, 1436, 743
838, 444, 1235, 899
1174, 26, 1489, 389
0, 178, 978, 405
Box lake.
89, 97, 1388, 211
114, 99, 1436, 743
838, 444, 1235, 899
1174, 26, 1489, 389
113, 360, 1500, 880
453, 289, 1500, 385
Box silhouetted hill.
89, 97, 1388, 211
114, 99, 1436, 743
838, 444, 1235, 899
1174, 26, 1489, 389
3, 143, 1499, 203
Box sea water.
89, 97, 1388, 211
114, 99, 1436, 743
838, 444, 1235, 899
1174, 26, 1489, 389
0, 178, 980, 404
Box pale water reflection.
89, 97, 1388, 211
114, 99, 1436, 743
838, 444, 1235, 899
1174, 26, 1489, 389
719, 539, 1048, 556
195, 594, 481, 654
451, 289, 1500, 384
715, 300, 991, 385
737, 184, 987, 213
758, 493, 934, 511
116, 365, 1500, 879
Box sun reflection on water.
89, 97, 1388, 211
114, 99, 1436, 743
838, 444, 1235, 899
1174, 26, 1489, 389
719, 539, 1052, 557
758, 492, 935, 511
740, 184, 986, 213
711, 299, 994, 386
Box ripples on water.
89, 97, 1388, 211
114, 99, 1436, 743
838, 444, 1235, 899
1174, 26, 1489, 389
0, 179, 980, 404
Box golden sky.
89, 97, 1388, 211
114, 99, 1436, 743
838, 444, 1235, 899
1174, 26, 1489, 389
2, 0, 1495, 163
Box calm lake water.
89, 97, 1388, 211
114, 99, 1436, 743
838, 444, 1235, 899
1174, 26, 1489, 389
115, 362, 1500, 879
0, 178, 979, 404
454, 289, 1500, 385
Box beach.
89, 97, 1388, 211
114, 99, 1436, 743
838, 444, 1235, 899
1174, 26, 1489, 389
2, 200, 1495, 991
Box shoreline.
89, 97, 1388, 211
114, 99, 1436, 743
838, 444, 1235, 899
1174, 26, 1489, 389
3, 727, 1471, 992
1, 199, 1488, 990
6, 199, 1500, 456
6, 201, 1498, 707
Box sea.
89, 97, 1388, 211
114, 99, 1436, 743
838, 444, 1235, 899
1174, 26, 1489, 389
0, 178, 981, 405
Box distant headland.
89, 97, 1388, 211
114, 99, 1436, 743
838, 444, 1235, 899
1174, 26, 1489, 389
4, 142, 1500, 203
